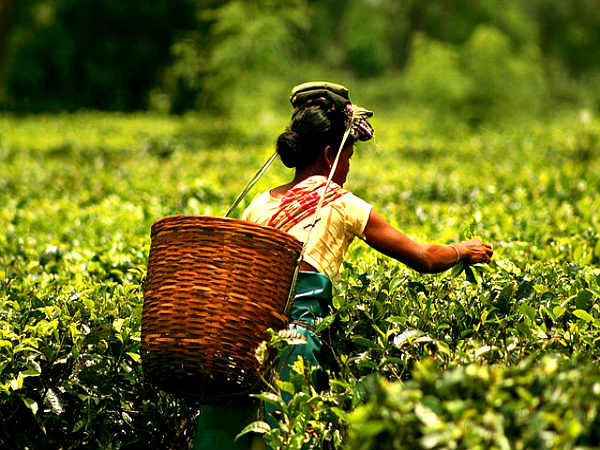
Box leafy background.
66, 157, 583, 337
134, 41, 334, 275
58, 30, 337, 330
1, 0, 600, 449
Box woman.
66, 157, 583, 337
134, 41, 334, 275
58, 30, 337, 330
194, 82, 493, 449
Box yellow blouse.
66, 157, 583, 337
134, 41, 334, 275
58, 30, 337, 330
241, 176, 372, 279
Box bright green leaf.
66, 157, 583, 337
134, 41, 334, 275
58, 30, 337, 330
234, 421, 270, 442
573, 309, 595, 323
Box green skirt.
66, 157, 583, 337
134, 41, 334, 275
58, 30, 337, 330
193, 271, 332, 450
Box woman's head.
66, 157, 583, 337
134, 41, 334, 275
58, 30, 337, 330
276, 105, 354, 170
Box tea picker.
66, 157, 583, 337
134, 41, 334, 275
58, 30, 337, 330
141, 81, 493, 449
140, 82, 373, 400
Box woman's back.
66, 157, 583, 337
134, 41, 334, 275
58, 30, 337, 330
242, 175, 371, 279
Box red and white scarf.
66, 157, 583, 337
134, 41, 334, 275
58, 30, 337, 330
268, 176, 348, 232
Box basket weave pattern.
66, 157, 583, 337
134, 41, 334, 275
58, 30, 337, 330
141, 216, 302, 402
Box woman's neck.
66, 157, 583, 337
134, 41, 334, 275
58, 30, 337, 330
270, 166, 327, 198
292, 166, 328, 184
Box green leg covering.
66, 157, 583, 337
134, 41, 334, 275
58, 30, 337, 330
264, 323, 323, 431
193, 402, 256, 450
264, 272, 332, 437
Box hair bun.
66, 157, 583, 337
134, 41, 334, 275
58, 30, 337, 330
276, 129, 301, 168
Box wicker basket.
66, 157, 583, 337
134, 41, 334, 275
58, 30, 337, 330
141, 215, 303, 402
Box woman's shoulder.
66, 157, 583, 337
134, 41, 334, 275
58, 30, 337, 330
340, 189, 371, 209
335, 189, 372, 237
241, 189, 278, 221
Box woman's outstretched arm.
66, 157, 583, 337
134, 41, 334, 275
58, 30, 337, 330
363, 209, 493, 273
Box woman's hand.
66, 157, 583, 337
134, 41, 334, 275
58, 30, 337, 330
456, 239, 493, 265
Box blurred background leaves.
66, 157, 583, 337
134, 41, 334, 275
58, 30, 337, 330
1, 0, 600, 119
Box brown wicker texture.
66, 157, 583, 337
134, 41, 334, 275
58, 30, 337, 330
141, 215, 302, 402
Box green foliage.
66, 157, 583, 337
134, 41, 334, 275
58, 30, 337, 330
2, 0, 196, 111
4, 0, 600, 113
341, 0, 392, 77
463, 25, 546, 120
404, 25, 547, 121
0, 235, 201, 448
534, 0, 600, 75
241, 357, 347, 450
180, 0, 309, 114
346, 357, 600, 450
403, 33, 472, 109
0, 107, 599, 448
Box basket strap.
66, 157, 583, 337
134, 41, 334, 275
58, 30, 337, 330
283, 124, 352, 315
225, 151, 279, 217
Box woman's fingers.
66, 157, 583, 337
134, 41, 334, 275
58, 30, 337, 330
479, 243, 492, 262
482, 243, 493, 262
461, 239, 493, 264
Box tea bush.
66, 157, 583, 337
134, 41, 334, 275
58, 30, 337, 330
346, 357, 600, 450
0, 108, 599, 449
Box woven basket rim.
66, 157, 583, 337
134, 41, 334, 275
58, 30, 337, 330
151, 215, 301, 246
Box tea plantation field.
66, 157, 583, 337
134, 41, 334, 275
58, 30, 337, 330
1, 109, 599, 449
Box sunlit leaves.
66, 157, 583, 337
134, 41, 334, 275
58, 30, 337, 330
1, 109, 599, 449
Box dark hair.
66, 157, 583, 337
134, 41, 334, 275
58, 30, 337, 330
276, 106, 353, 169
